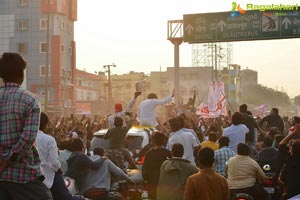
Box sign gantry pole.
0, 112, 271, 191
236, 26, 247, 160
167, 20, 183, 107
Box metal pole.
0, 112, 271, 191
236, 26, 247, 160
45, 0, 50, 113
174, 43, 180, 106
104, 64, 115, 112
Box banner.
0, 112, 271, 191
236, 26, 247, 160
254, 104, 268, 118
199, 81, 227, 118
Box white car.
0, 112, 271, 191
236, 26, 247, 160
91, 126, 152, 152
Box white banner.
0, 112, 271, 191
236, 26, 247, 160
254, 104, 268, 118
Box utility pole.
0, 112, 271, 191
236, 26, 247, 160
103, 64, 115, 111
44, 0, 50, 113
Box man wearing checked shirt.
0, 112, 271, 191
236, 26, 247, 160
0, 53, 52, 199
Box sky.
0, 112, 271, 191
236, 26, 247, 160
74, 0, 300, 98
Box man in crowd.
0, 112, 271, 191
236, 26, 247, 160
222, 112, 249, 153
214, 136, 235, 177
157, 143, 198, 200
137, 90, 174, 127
184, 147, 229, 200
226, 143, 267, 200
108, 91, 141, 128
167, 116, 199, 165
259, 107, 285, 134
0, 52, 52, 199
239, 104, 257, 147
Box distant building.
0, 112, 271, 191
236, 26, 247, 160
0, 0, 77, 115
218, 64, 241, 104
110, 71, 149, 111
241, 68, 258, 87
75, 69, 107, 115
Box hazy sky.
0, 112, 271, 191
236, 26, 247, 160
75, 0, 300, 97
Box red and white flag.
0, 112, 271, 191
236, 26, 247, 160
254, 104, 268, 118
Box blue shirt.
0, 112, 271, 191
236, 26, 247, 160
214, 147, 236, 176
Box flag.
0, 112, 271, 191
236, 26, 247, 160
254, 104, 268, 118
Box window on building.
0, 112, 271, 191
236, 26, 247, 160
40, 19, 49, 30
18, 43, 26, 53
40, 65, 51, 76
68, 46, 72, 56
61, 44, 65, 53
60, 21, 65, 30
40, 42, 48, 53
18, 20, 27, 30
18, 0, 28, 7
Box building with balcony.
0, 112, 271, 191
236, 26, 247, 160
0, 0, 77, 115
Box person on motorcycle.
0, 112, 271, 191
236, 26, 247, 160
65, 138, 105, 193
81, 148, 135, 200
257, 136, 278, 172
226, 143, 268, 200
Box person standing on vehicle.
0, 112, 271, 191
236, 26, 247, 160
108, 91, 141, 128
259, 108, 285, 134
104, 116, 137, 169
0, 52, 52, 200
137, 90, 174, 127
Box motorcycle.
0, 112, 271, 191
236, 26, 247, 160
262, 164, 279, 200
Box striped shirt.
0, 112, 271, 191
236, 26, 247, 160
0, 82, 42, 183
214, 147, 235, 176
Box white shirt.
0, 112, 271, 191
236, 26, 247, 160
222, 124, 249, 153
36, 130, 61, 188
137, 96, 172, 127
167, 129, 199, 165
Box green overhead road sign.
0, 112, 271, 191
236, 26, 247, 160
183, 10, 300, 43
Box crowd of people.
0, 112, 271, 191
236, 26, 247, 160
0, 52, 300, 200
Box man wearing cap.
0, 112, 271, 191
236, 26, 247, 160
108, 91, 141, 128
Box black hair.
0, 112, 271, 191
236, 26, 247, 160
147, 93, 158, 99
172, 143, 184, 157
219, 136, 230, 147
169, 117, 181, 132
114, 116, 123, 127
94, 148, 104, 156
177, 116, 185, 129
68, 138, 84, 152
292, 140, 300, 157
231, 112, 243, 125
263, 136, 273, 148
0, 52, 26, 83
239, 104, 247, 113
293, 116, 300, 124
208, 132, 218, 142
271, 108, 279, 115
152, 131, 167, 147
39, 112, 49, 131
197, 147, 215, 168
237, 143, 250, 156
